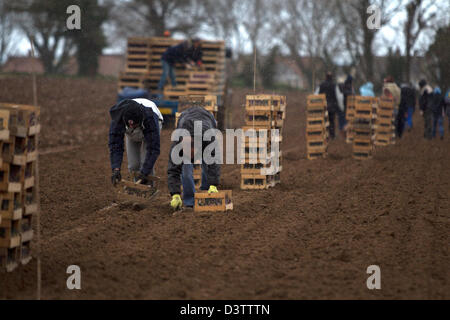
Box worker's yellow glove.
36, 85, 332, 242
170, 194, 182, 210
208, 185, 218, 193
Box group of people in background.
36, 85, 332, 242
318, 73, 450, 141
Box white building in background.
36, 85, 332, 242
273, 57, 306, 89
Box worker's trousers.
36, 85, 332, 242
328, 111, 336, 139
432, 113, 444, 138
158, 60, 177, 90
125, 121, 162, 176
181, 163, 209, 207
406, 106, 414, 130
423, 110, 433, 140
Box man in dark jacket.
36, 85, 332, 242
397, 84, 413, 138
109, 99, 161, 186
418, 79, 434, 140
319, 72, 338, 139
431, 87, 445, 139
168, 107, 220, 210
157, 39, 203, 91
342, 74, 354, 126
401, 83, 417, 131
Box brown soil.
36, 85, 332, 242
0, 75, 448, 299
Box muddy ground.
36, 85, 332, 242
0, 75, 448, 299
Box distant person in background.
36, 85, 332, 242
359, 81, 375, 97
397, 84, 412, 138
319, 72, 339, 139
445, 89, 450, 130
430, 87, 446, 140
400, 83, 417, 132
157, 38, 203, 92
382, 76, 401, 137
341, 75, 354, 132
336, 78, 346, 135
418, 79, 434, 140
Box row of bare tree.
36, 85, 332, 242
0, 0, 448, 88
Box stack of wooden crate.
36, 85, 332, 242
118, 37, 226, 102
352, 97, 376, 160
374, 97, 395, 146
306, 94, 329, 160
0, 103, 39, 272
241, 94, 286, 189
345, 95, 356, 144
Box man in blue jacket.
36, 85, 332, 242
109, 99, 161, 186
157, 39, 203, 91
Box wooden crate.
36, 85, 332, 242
15, 104, 40, 136
115, 179, 159, 203
307, 151, 327, 160
0, 109, 10, 141
23, 187, 37, 216
306, 94, 327, 108
244, 110, 274, 127
241, 174, 275, 190
0, 218, 21, 248
0, 163, 23, 193
241, 160, 282, 175
0, 246, 19, 272
306, 127, 328, 141
20, 240, 32, 265
246, 94, 286, 112
194, 190, 233, 212
20, 215, 33, 243
306, 118, 329, 130
0, 104, 27, 138
0, 192, 23, 221
353, 150, 373, 160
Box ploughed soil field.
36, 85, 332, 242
0, 75, 448, 299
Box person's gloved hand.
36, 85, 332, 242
208, 185, 218, 193
111, 169, 121, 186
170, 194, 182, 210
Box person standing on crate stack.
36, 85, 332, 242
109, 98, 162, 186
167, 106, 220, 211
157, 38, 203, 92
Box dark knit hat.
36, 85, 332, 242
122, 100, 143, 125
418, 79, 427, 88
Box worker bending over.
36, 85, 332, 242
167, 106, 220, 210
109, 98, 162, 185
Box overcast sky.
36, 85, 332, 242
14, 0, 448, 60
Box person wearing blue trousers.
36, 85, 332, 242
168, 107, 220, 211
181, 163, 209, 207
